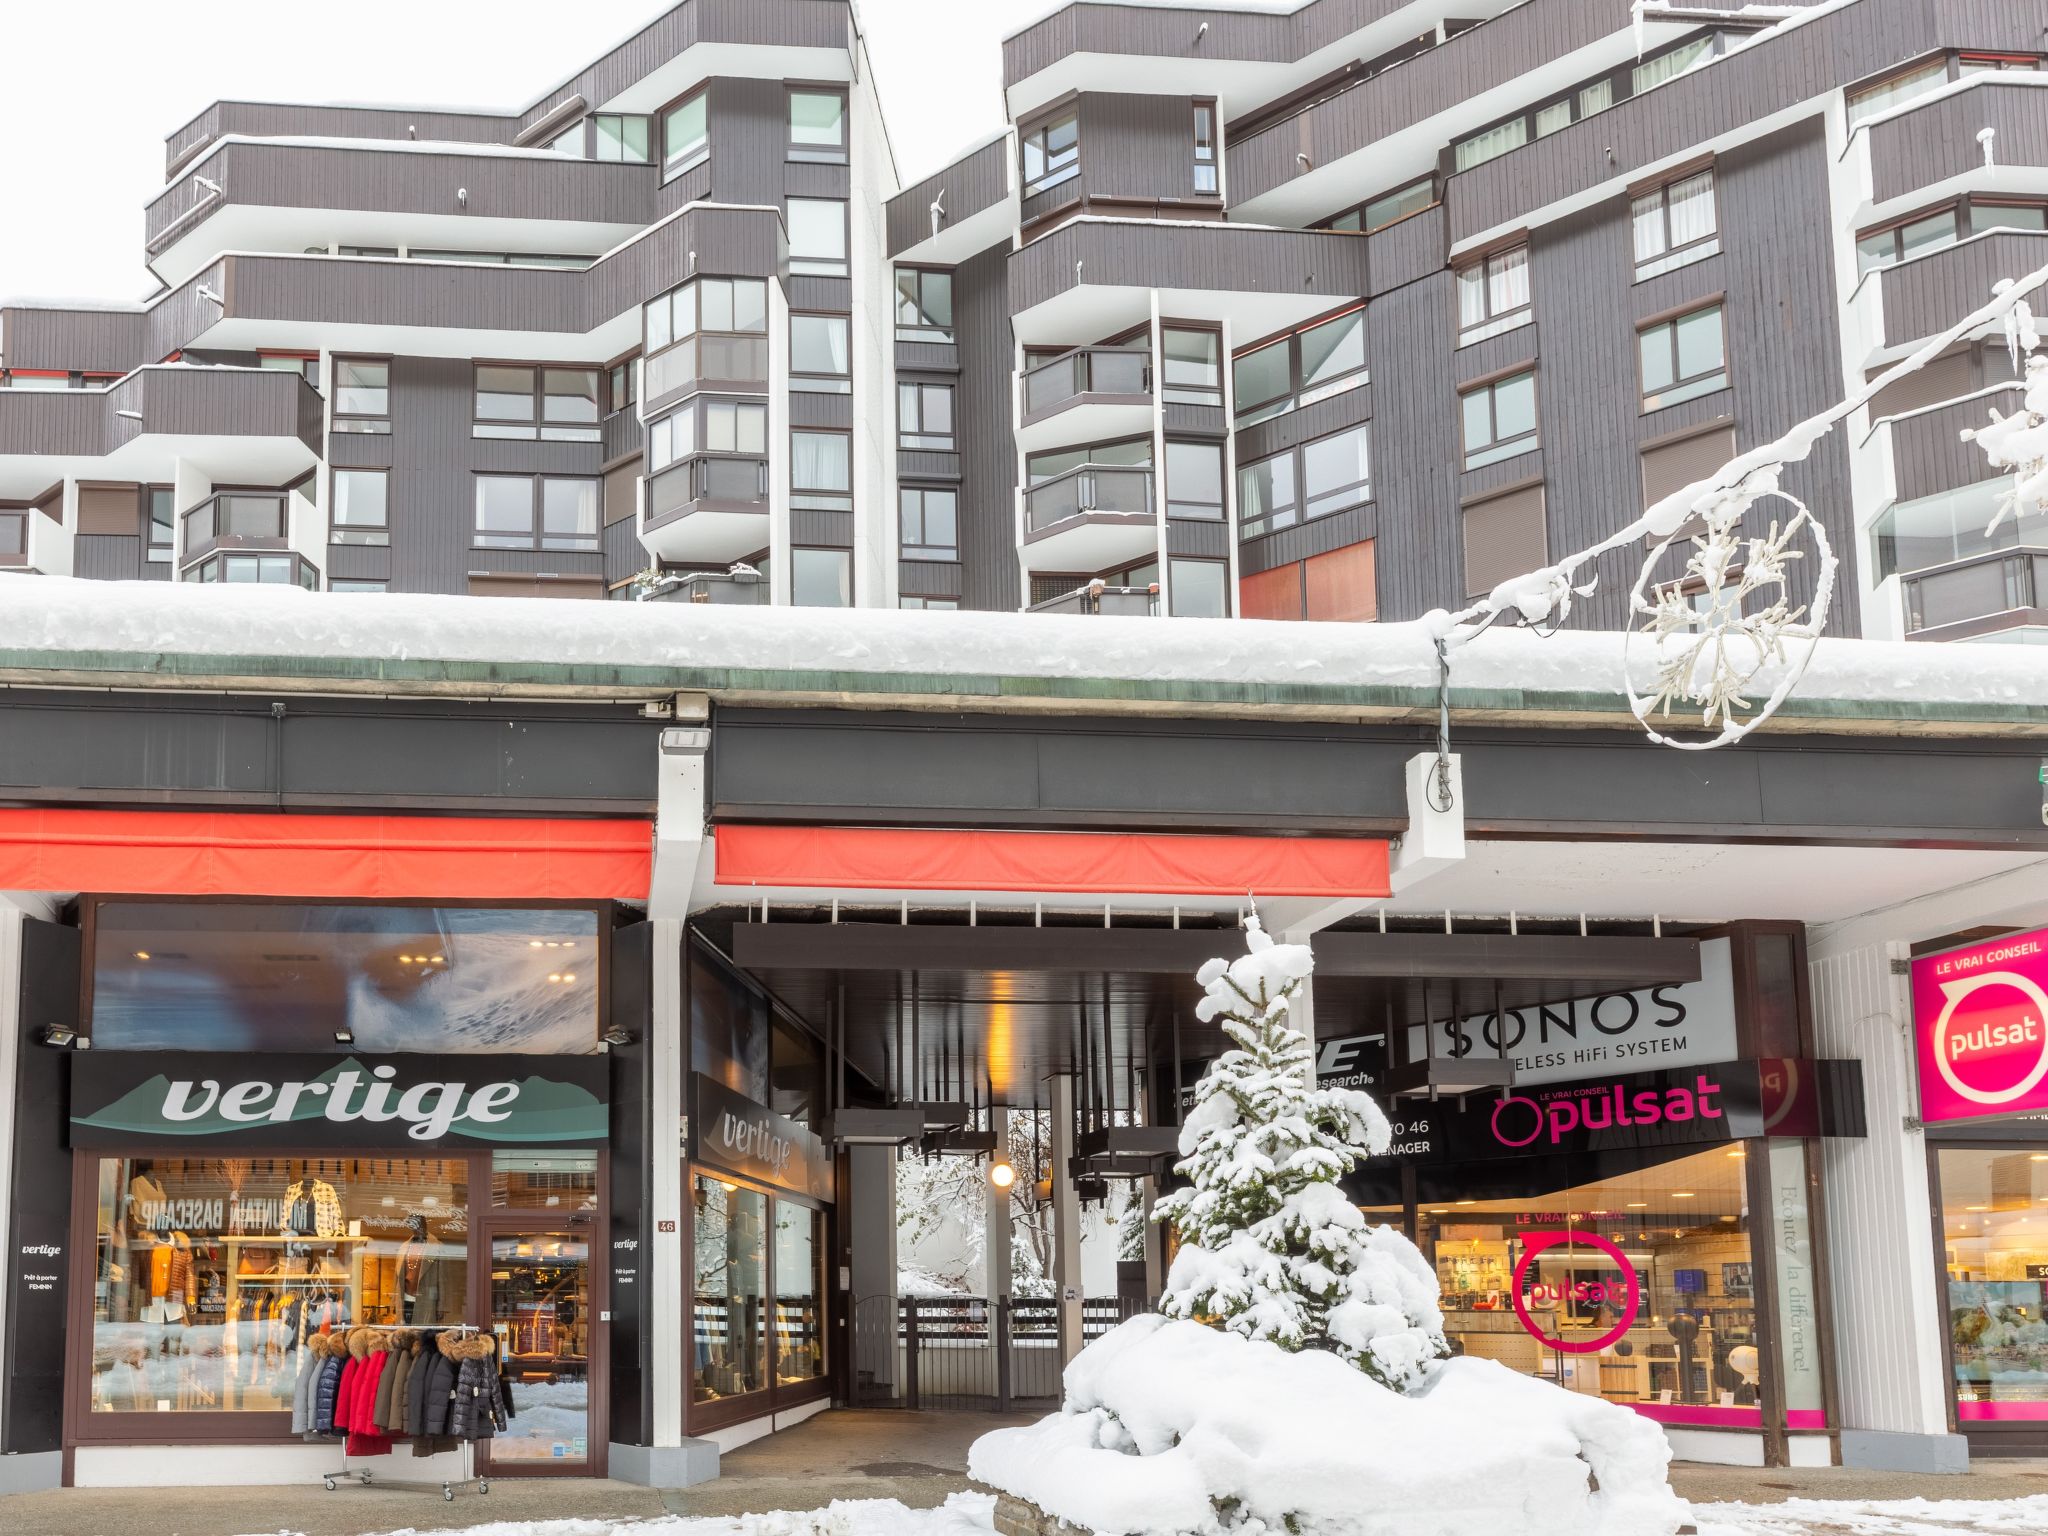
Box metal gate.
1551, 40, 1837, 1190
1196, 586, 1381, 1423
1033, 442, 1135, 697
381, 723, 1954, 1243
848, 1295, 1149, 1410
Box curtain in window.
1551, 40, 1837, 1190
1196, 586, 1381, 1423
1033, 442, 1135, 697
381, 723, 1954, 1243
791, 432, 849, 492
1454, 119, 1527, 173
1489, 247, 1530, 316
1667, 172, 1717, 248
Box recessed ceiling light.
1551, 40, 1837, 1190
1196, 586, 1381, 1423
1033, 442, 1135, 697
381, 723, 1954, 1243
563, 972, 577, 983
1968, 1205, 1990, 1212
1673, 1192, 1695, 1199
529, 940, 545, 948
133, 950, 151, 961
1627, 1202, 1648, 1208
1455, 1200, 1476, 1207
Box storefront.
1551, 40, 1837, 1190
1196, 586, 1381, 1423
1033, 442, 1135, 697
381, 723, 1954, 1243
1911, 924, 2048, 1455
37, 897, 625, 1486
1331, 924, 1864, 1467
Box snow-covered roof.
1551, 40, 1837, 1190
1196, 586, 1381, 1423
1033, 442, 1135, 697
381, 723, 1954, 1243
0, 576, 2039, 734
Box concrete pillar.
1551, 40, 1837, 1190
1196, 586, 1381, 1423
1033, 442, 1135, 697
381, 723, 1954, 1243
849, 1144, 899, 1393
1139, 1176, 1164, 1298
1051, 1076, 1083, 1362
985, 1106, 1013, 1303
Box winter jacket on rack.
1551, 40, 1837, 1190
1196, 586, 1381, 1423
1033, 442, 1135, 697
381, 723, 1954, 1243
446, 1332, 508, 1441
332, 1333, 364, 1433
343, 1329, 394, 1458
421, 1331, 464, 1437
406, 1334, 441, 1436
378, 1336, 410, 1434
371, 1331, 408, 1430
312, 1335, 347, 1435
289, 1342, 319, 1434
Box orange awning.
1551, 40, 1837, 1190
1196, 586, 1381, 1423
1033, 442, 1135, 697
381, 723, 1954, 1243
715, 824, 1391, 898
0, 809, 651, 899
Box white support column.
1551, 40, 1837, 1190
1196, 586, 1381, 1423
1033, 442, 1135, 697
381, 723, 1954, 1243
1051, 1075, 1083, 1363
647, 704, 711, 920
986, 1105, 1013, 1303
1390, 750, 1464, 894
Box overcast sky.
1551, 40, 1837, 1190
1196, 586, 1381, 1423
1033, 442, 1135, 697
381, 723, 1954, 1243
0, 0, 1021, 305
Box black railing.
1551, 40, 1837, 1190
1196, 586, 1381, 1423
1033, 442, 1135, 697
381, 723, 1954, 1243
644, 456, 771, 528
850, 1294, 1156, 1412
1024, 464, 1154, 533
1022, 346, 1150, 415
180, 491, 289, 564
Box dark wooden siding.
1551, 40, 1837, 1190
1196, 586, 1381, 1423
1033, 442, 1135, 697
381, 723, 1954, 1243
1240, 503, 1378, 575
1867, 77, 2048, 204
0, 306, 149, 374
954, 242, 1021, 612
1878, 229, 2048, 347
1008, 221, 1368, 317
1004, 0, 1402, 86
0, 368, 315, 458
1445, 0, 2042, 246
1228, 0, 1632, 208
1365, 208, 1444, 295
707, 77, 795, 210
1081, 93, 1207, 204
886, 139, 1010, 257
74, 536, 145, 581
1363, 271, 1464, 621
1166, 519, 1229, 558
167, 101, 519, 177
1889, 391, 2014, 502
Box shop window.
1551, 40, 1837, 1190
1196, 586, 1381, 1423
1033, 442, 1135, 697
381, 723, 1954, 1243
690, 938, 771, 1102
88, 1155, 469, 1414
492, 1150, 599, 1210
774, 1203, 827, 1387
489, 1227, 593, 1460
88, 901, 602, 1052
694, 1177, 768, 1401
1940, 1145, 2048, 1420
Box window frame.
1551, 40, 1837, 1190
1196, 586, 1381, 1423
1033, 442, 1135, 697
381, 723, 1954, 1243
894, 267, 954, 343
1454, 243, 1532, 342
1855, 194, 2048, 274
1192, 101, 1219, 196
786, 86, 848, 164
787, 197, 850, 278
146, 485, 175, 564
1236, 421, 1372, 539
1637, 303, 1730, 412
1459, 369, 1540, 470
790, 546, 853, 608
1168, 557, 1230, 618
258, 351, 321, 390
471, 472, 602, 552
663, 88, 710, 182
899, 485, 960, 560
1231, 303, 1368, 425
790, 312, 852, 393
592, 113, 652, 164
1631, 166, 1720, 279
606, 353, 639, 416
1325, 175, 1438, 235
331, 356, 391, 432
330, 467, 391, 548
897, 380, 956, 451
1164, 439, 1226, 521
1020, 107, 1080, 197
790, 428, 853, 512
1160, 322, 1223, 406
471, 362, 602, 442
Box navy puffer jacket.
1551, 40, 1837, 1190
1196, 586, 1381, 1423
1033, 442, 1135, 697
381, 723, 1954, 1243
313, 1342, 347, 1435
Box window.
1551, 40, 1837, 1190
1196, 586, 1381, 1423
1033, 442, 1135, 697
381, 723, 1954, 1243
1936, 1146, 2048, 1419
791, 314, 851, 393
1233, 307, 1366, 425
643, 277, 770, 399
1632, 170, 1718, 278
1972, 201, 2048, 237
546, 120, 583, 154
647, 400, 769, 510
788, 198, 849, 277
703, 399, 768, 455
694, 1177, 767, 1400
594, 113, 651, 163
1237, 450, 1296, 539
1169, 559, 1228, 618
1632, 34, 1714, 94
1847, 59, 1947, 125
895, 268, 954, 343
1165, 441, 1224, 520
791, 430, 851, 511
898, 381, 955, 450
1162, 327, 1222, 405
333, 358, 390, 432
1857, 207, 1959, 273
472, 364, 601, 441
900, 595, 959, 610
788, 89, 847, 162
192, 552, 317, 587
900, 487, 958, 558
607, 358, 637, 415
331, 579, 388, 593
1021, 110, 1079, 196
1456, 245, 1531, 340
146, 487, 174, 564
1455, 117, 1527, 173
665, 90, 708, 179
1329, 177, 1435, 234
791, 547, 852, 607
331, 468, 390, 546
408, 251, 592, 269
1192, 103, 1218, 195
1238, 423, 1371, 539
1461, 371, 1538, 469
259, 351, 320, 389
473, 474, 600, 550
1640, 305, 1729, 410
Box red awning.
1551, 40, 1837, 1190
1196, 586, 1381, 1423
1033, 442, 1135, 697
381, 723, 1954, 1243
0, 809, 652, 900
715, 824, 1390, 898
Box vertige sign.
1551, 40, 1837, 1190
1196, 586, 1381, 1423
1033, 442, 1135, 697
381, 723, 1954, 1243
1913, 927, 2048, 1126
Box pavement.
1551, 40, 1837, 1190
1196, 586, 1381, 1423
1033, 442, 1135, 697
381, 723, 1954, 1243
4, 1411, 2048, 1535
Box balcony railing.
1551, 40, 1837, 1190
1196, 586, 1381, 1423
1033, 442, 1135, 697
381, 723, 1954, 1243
188, 549, 320, 589
1903, 546, 2048, 639
640, 568, 769, 604
1028, 581, 1160, 616
1024, 464, 1154, 533
0, 509, 27, 567
1022, 346, 1151, 417
644, 455, 770, 529
643, 334, 769, 403
180, 491, 290, 565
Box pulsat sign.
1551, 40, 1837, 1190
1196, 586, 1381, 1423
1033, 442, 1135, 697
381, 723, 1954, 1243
1914, 927, 2048, 1125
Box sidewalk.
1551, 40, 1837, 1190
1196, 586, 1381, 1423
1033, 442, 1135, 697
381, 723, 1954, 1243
4, 1412, 2048, 1536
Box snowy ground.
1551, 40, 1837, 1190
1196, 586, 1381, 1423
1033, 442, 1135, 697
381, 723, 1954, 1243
264, 1491, 2048, 1536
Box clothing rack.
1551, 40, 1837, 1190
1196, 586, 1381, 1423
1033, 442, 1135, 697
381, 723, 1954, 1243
320, 1322, 493, 1502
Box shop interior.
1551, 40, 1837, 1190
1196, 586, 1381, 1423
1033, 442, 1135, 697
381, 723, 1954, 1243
1939, 1145, 2048, 1410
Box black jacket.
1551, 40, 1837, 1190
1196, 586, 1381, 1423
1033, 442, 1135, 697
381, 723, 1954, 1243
448, 1350, 508, 1441
313, 1351, 347, 1436
417, 1341, 459, 1437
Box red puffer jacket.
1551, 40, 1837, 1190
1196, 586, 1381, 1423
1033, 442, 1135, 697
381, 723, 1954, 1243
341, 1330, 395, 1457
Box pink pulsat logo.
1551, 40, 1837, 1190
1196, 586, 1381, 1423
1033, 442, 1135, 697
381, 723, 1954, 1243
1489, 1073, 1724, 1149
1511, 1231, 1641, 1354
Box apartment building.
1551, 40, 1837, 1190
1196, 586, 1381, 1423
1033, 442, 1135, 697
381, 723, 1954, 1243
0, 0, 2042, 642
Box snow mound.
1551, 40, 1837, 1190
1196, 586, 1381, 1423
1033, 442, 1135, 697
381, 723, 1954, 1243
969, 1316, 1688, 1536
340, 1491, 997, 1536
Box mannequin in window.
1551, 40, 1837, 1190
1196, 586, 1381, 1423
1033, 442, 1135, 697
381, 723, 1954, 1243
396, 1213, 428, 1324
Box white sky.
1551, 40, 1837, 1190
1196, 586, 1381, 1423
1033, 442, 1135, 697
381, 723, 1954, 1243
0, 0, 1021, 306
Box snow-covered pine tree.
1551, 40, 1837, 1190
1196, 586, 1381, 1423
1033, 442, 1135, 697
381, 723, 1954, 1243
1153, 913, 1449, 1393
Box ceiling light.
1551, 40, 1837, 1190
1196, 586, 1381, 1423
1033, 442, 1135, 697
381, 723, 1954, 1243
1429, 1209, 1449, 1215
1968, 1205, 1990, 1212
989, 1161, 1017, 1191
398, 954, 414, 964
133, 950, 151, 961
548, 973, 563, 983
1727, 1149, 1746, 1158
529, 940, 544, 948
1627, 1202, 1648, 1209
1673, 1192, 1695, 1199
1456, 1200, 1476, 1207
563, 972, 577, 982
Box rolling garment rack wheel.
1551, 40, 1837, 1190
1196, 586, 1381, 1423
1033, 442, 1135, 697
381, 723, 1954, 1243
479, 1479, 490, 1494
323, 1477, 336, 1491
442, 1484, 454, 1501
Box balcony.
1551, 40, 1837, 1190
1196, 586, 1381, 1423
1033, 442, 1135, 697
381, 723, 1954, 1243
887, 136, 1016, 263
640, 567, 769, 605
187, 548, 322, 588
180, 490, 291, 567
1027, 580, 1160, 616
639, 454, 771, 565
643, 334, 771, 411
1875, 231, 2048, 352
0, 509, 27, 569
1022, 463, 1156, 572
1903, 547, 2048, 642
1865, 76, 2048, 208
1018, 346, 1153, 452
1874, 386, 2018, 505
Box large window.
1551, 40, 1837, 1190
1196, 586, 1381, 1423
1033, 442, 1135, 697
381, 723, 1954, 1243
1327, 177, 1435, 234
1456, 245, 1531, 341
1233, 307, 1366, 426
594, 113, 651, 163
1170, 559, 1228, 618
651, 398, 769, 473
790, 430, 852, 512
693, 1177, 825, 1406
898, 381, 955, 451
1639, 304, 1728, 411
665, 90, 708, 180
1941, 1145, 2048, 1418
1846, 59, 1948, 125
1021, 110, 1079, 197
333, 358, 390, 433
331, 468, 389, 546
1162, 327, 1223, 405
1238, 423, 1371, 538
1165, 441, 1224, 520
1192, 102, 1218, 195
1460, 371, 1538, 469
88, 1156, 470, 1416
790, 314, 851, 393
788, 89, 847, 163
791, 547, 852, 608
1856, 197, 2048, 275
895, 268, 954, 343
900, 486, 958, 559
774, 1204, 827, 1388
474, 474, 600, 551
1632, 169, 1718, 279
788, 199, 849, 277
472, 364, 601, 442
147, 486, 174, 563
644, 277, 770, 400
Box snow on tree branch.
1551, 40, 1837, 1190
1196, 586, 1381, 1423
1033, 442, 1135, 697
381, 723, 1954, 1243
1433, 256, 2048, 751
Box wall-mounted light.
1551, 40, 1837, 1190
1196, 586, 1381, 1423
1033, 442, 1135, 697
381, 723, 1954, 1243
988, 1160, 1017, 1191
601, 1026, 635, 1048
40, 1023, 76, 1048
334, 1028, 355, 1045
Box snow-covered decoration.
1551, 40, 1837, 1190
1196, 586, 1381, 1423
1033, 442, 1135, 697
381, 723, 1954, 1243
969, 1316, 1689, 1536
1440, 255, 2048, 750
1962, 289, 2048, 541
1153, 916, 1447, 1393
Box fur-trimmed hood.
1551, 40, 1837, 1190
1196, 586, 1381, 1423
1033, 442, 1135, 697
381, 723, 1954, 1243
437, 1330, 497, 1362
347, 1327, 389, 1359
